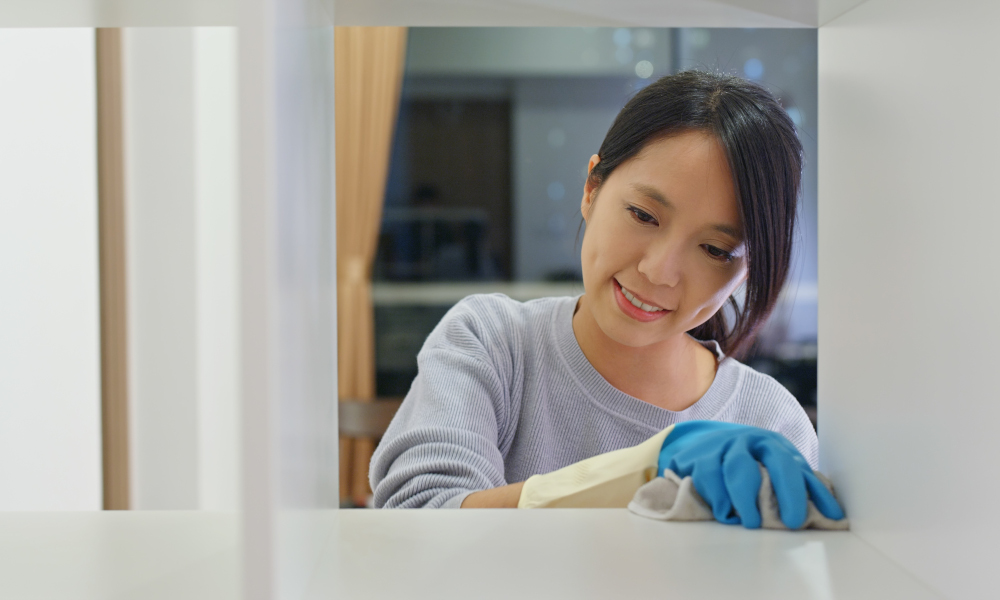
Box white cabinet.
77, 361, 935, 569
2, 1, 997, 599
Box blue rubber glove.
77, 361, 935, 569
657, 421, 845, 529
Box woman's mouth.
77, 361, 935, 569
613, 279, 669, 322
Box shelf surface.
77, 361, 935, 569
0, 0, 237, 27
0, 511, 240, 600
0, 509, 942, 599
0, 0, 867, 28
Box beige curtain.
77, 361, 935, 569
335, 26, 407, 505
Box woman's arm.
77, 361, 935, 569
370, 298, 518, 508
460, 482, 525, 508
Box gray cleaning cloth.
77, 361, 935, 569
628, 465, 849, 530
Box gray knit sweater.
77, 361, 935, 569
370, 294, 818, 509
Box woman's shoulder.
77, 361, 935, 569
727, 359, 796, 400
714, 356, 808, 423
693, 338, 799, 409
424, 293, 574, 355
452, 292, 574, 311
440, 293, 571, 328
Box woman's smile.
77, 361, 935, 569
613, 278, 670, 322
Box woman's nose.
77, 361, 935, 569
637, 237, 682, 288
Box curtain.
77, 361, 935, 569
335, 26, 407, 505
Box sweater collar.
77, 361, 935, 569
551, 295, 741, 427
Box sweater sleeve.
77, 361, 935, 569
369, 297, 516, 508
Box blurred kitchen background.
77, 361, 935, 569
372, 27, 819, 423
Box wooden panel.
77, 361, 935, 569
95, 28, 130, 511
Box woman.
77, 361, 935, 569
370, 71, 840, 526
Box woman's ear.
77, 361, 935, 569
581, 154, 601, 223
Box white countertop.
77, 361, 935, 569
0, 511, 240, 600
372, 282, 583, 305
0, 510, 942, 599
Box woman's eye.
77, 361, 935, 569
704, 245, 734, 262
628, 207, 657, 225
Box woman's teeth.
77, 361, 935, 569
620, 284, 664, 312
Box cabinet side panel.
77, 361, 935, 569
819, 1, 1000, 598
0, 28, 102, 511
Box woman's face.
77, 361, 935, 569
579, 130, 748, 349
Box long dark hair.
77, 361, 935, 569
587, 70, 802, 359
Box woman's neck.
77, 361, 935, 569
571, 296, 718, 412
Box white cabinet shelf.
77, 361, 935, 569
0, 0, 237, 27
0, 511, 942, 600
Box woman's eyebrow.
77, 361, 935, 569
712, 223, 742, 240
631, 183, 672, 208
631, 183, 742, 240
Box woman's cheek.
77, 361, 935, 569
709, 258, 746, 289
694, 268, 742, 315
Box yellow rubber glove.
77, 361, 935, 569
518, 425, 676, 508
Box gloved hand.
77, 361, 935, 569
518, 427, 673, 508
657, 421, 844, 529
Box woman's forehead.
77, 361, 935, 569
615, 132, 742, 234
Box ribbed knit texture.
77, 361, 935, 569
370, 294, 819, 509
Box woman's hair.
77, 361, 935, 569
587, 70, 802, 359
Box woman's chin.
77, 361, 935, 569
599, 314, 677, 349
